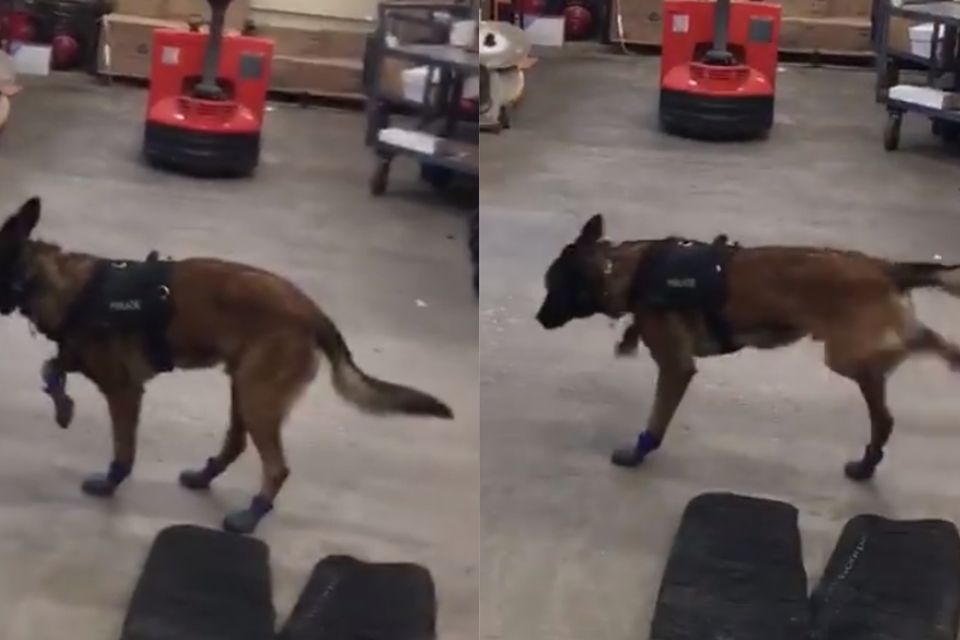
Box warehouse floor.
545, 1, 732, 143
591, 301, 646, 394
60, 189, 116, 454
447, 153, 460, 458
0, 76, 478, 639
480, 52, 960, 640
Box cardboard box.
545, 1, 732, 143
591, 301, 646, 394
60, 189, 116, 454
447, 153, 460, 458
608, 0, 663, 44
822, 0, 872, 17
779, 16, 872, 52
258, 25, 369, 60
888, 16, 915, 51
98, 14, 184, 78
270, 55, 364, 97
112, 0, 249, 30
775, 0, 871, 18
610, 0, 871, 45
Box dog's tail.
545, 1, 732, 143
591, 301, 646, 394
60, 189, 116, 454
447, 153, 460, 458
889, 261, 960, 296
313, 312, 453, 419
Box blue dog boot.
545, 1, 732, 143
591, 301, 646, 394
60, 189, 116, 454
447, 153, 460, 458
82, 461, 131, 497
611, 431, 661, 468
179, 457, 226, 490
223, 495, 273, 535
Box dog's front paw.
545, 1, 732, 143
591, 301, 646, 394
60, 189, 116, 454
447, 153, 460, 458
179, 458, 225, 491
81, 474, 119, 497
81, 461, 130, 497
844, 459, 877, 482
53, 394, 74, 429
179, 469, 213, 491
611, 446, 645, 467
222, 495, 274, 535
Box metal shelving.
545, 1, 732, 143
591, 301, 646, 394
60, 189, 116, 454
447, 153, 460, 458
873, 0, 960, 148
363, 1, 479, 195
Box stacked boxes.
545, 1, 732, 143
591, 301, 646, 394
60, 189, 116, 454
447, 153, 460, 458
98, 0, 373, 100
608, 0, 902, 57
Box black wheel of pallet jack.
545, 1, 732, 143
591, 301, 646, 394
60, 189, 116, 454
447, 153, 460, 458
884, 112, 901, 151
371, 158, 390, 196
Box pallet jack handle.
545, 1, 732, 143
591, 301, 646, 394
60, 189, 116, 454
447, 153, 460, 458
194, 0, 232, 99
705, 0, 736, 64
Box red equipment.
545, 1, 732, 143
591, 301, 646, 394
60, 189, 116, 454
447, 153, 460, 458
659, 0, 781, 139
51, 33, 79, 69
1, 11, 34, 46
563, 2, 594, 41
143, 0, 274, 177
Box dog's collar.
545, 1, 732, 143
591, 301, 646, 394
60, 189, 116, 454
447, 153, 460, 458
599, 257, 625, 318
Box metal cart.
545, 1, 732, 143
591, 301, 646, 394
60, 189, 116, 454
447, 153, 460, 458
364, 2, 479, 196
873, 0, 960, 149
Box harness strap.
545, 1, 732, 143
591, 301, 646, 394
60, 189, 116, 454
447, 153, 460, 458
630, 236, 741, 355
55, 252, 175, 373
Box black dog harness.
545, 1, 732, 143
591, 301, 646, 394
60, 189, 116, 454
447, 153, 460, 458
58, 251, 176, 372
630, 235, 741, 354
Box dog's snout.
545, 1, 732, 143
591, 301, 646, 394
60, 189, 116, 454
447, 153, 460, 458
536, 302, 563, 329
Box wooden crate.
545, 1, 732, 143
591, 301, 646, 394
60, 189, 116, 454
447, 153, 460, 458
779, 16, 872, 55
97, 15, 378, 101
113, 0, 251, 29
608, 0, 663, 46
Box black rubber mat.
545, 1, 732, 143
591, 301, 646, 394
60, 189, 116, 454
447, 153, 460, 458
649, 492, 810, 640
278, 555, 437, 640
119, 525, 275, 640
810, 514, 960, 640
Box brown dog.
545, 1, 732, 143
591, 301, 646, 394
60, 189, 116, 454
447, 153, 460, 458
536, 214, 960, 479
0, 197, 453, 534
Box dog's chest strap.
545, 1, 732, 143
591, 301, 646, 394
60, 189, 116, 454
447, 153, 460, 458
59, 253, 176, 372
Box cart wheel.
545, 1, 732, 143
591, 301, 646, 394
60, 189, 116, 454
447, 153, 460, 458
371, 159, 390, 196
499, 107, 511, 130
941, 121, 960, 143
421, 164, 455, 191
884, 113, 901, 151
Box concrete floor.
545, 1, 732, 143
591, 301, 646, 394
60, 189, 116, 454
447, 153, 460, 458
480, 53, 960, 640
0, 76, 477, 639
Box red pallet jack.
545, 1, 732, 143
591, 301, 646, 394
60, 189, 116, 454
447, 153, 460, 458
659, 0, 781, 139
143, 0, 274, 177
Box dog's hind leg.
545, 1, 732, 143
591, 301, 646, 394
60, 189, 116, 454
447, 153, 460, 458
179, 383, 247, 490
612, 314, 697, 468
905, 324, 960, 371
824, 314, 906, 481
81, 384, 144, 497
843, 370, 895, 481
222, 333, 318, 535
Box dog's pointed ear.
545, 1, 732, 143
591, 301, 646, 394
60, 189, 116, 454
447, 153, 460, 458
0, 197, 41, 243
576, 213, 604, 245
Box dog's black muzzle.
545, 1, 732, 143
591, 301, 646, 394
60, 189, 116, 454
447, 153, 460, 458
0, 260, 33, 316
536, 299, 571, 330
